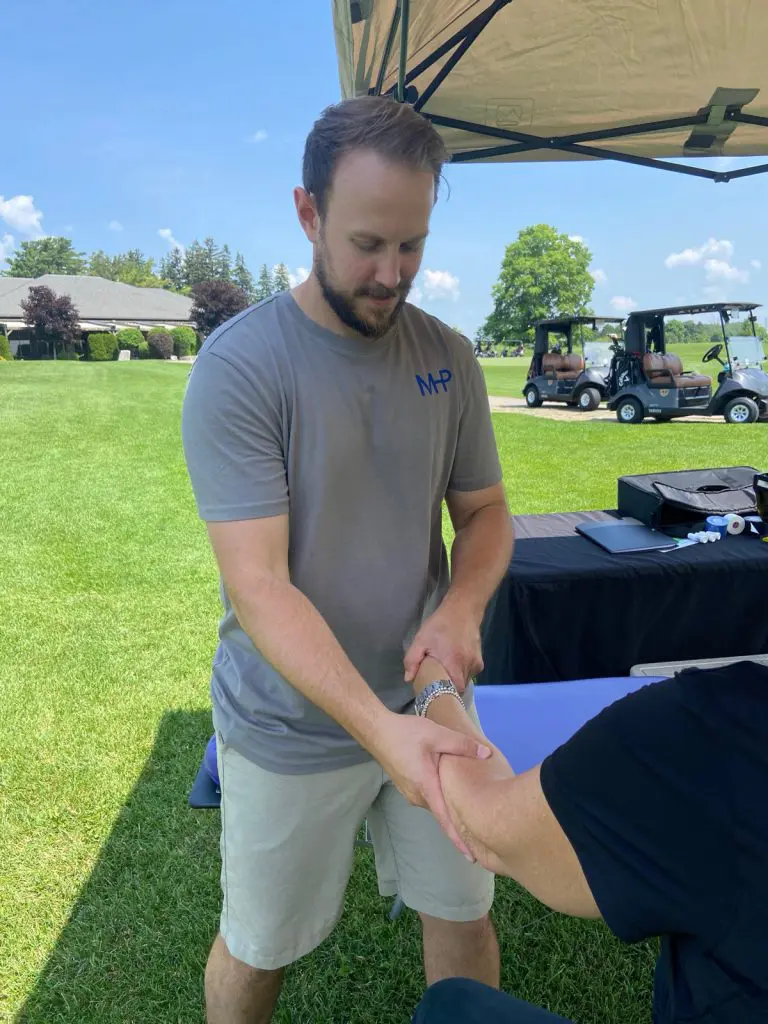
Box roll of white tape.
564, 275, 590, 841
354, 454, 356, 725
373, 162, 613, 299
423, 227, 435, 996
725, 514, 745, 536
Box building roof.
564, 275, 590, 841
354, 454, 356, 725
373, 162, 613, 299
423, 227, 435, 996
0, 274, 192, 324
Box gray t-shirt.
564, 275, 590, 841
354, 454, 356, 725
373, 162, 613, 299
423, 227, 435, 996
182, 291, 502, 773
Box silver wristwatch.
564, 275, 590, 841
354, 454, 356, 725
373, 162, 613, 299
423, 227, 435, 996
414, 679, 465, 717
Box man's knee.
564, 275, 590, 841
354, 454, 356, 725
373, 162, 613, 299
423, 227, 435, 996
420, 911, 493, 937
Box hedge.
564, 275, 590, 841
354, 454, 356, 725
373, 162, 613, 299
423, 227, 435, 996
88, 332, 118, 361
147, 331, 173, 359
116, 327, 144, 355
0, 334, 12, 360
171, 325, 197, 357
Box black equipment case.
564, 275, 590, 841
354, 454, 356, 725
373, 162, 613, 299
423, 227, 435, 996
617, 466, 760, 529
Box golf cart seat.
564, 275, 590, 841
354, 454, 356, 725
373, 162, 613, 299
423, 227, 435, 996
542, 352, 585, 380
642, 352, 710, 388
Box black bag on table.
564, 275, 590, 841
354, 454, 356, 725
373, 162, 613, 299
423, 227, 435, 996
617, 466, 760, 529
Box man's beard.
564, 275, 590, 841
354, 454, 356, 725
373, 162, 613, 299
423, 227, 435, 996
314, 246, 411, 339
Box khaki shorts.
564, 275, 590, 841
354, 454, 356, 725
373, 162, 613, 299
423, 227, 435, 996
215, 712, 495, 970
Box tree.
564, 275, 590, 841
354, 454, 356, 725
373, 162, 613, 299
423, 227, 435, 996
232, 252, 255, 302
183, 241, 209, 287
88, 248, 163, 288
481, 225, 594, 345
4, 237, 87, 278
255, 264, 274, 301
159, 247, 185, 292
191, 280, 250, 338
216, 244, 233, 283
201, 237, 219, 281
272, 263, 291, 293
20, 285, 81, 359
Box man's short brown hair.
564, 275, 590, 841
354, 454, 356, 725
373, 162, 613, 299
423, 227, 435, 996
303, 96, 448, 217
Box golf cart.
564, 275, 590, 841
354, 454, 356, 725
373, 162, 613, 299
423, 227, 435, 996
607, 303, 767, 424
700, 303, 768, 422
523, 317, 625, 411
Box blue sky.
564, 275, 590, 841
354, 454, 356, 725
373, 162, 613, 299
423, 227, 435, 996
3, 0, 767, 336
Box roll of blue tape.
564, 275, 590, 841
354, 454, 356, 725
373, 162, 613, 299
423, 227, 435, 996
705, 515, 728, 538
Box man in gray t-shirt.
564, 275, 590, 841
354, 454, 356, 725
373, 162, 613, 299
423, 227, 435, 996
182, 96, 514, 1023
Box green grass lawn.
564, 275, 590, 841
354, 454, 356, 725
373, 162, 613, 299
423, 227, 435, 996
480, 342, 713, 398
2, 361, 764, 1024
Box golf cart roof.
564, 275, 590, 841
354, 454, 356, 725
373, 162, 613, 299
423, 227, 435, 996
536, 316, 624, 331
333, 1, 768, 184
627, 303, 762, 320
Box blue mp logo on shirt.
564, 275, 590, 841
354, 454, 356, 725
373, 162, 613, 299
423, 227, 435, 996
416, 369, 453, 396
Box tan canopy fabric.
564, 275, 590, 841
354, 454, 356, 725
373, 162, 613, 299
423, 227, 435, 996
333, 0, 768, 180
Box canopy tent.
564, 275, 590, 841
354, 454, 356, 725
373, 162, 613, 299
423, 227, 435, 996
333, 0, 768, 182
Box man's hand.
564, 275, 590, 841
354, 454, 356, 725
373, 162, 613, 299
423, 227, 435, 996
371, 710, 491, 860
403, 603, 483, 693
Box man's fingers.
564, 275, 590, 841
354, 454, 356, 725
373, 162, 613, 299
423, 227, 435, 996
403, 644, 427, 683
423, 771, 474, 861
436, 726, 491, 760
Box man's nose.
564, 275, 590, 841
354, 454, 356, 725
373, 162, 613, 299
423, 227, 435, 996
375, 250, 401, 290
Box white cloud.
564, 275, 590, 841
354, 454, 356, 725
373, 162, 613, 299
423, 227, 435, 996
423, 268, 460, 301
409, 285, 423, 306
664, 238, 734, 268
591, 268, 607, 285
288, 266, 310, 288
0, 194, 45, 237
751, 259, 762, 270
250, 130, 268, 143
108, 219, 124, 232
158, 227, 184, 253
0, 233, 15, 265
610, 295, 638, 313
569, 234, 585, 243
703, 258, 749, 284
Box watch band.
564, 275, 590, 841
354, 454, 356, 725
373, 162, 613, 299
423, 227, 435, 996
415, 679, 465, 717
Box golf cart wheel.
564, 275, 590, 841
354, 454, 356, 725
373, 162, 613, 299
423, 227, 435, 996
577, 387, 601, 412
524, 386, 543, 408
616, 397, 644, 424
724, 396, 759, 424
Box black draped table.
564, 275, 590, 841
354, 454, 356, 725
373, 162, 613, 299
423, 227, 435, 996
478, 510, 768, 684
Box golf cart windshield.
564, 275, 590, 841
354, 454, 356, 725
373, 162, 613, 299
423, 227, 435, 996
583, 341, 613, 368
728, 336, 766, 367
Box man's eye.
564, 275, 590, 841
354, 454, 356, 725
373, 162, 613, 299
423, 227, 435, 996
400, 242, 421, 253
356, 241, 379, 253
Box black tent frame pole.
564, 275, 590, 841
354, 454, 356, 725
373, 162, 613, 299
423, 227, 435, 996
374, 0, 768, 181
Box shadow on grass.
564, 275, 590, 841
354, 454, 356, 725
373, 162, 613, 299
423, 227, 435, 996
16, 710, 220, 1024
16, 711, 656, 1024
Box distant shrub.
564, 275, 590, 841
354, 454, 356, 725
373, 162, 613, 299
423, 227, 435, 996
171, 325, 196, 357
88, 332, 118, 361
59, 350, 81, 360
116, 328, 144, 354
0, 334, 12, 361
147, 331, 173, 359
137, 340, 150, 359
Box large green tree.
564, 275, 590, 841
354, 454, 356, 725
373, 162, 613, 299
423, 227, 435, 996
482, 225, 594, 344
232, 252, 255, 302
159, 247, 186, 292
88, 248, 163, 287
255, 264, 274, 301
3, 237, 87, 277
272, 263, 291, 293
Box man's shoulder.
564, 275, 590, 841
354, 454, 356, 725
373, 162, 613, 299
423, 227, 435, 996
199, 293, 289, 365
401, 302, 475, 359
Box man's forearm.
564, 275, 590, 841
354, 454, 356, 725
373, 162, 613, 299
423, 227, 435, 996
415, 657, 515, 871
228, 573, 389, 752
444, 504, 513, 621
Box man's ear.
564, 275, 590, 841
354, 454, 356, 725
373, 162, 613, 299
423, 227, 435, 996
294, 187, 320, 243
